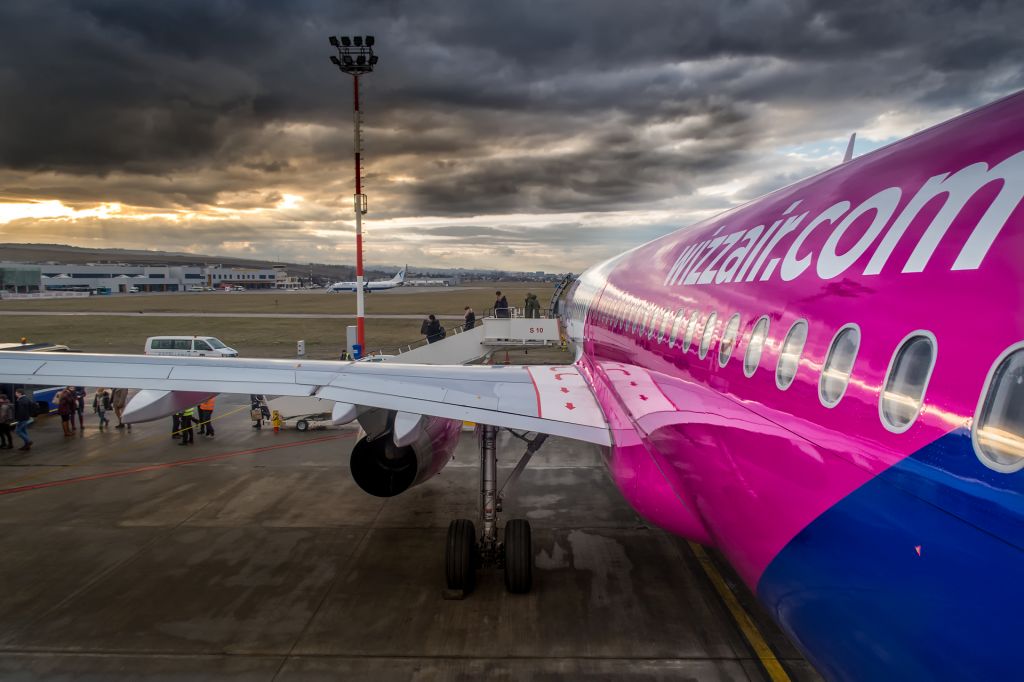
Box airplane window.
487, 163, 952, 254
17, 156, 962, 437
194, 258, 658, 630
668, 308, 687, 348
649, 308, 663, 341
699, 312, 718, 359
776, 320, 808, 390
656, 310, 672, 343
719, 314, 741, 368
744, 316, 770, 377
974, 345, 1024, 472
683, 311, 700, 352
880, 332, 936, 432
820, 325, 860, 407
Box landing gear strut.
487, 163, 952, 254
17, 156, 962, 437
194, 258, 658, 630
445, 424, 540, 596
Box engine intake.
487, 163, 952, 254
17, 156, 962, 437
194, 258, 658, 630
350, 411, 461, 497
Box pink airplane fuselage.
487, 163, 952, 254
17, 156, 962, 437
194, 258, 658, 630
564, 92, 1024, 680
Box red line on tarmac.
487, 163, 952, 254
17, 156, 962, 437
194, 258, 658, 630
0, 433, 353, 496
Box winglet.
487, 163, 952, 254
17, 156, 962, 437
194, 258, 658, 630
843, 133, 857, 163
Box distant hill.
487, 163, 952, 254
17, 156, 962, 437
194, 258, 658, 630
0, 243, 560, 282
0, 243, 364, 281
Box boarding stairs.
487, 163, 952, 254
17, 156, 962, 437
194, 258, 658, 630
369, 308, 562, 365
547, 273, 575, 318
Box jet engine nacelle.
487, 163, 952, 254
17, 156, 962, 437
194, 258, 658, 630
350, 409, 462, 497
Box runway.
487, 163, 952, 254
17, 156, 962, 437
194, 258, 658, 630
0, 394, 821, 681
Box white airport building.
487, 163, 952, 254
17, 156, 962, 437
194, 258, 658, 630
21, 263, 288, 293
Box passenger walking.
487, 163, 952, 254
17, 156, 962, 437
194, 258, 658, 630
524, 292, 540, 318
250, 395, 269, 429
422, 314, 445, 343
178, 407, 195, 445
0, 394, 13, 449
463, 306, 476, 331
58, 387, 76, 437
92, 388, 112, 429
111, 387, 130, 430
198, 396, 216, 437
13, 388, 34, 451
73, 386, 87, 430
494, 291, 510, 318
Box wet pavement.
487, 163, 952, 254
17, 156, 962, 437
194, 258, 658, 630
0, 394, 821, 681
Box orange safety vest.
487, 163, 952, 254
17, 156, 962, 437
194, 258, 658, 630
199, 397, 216, 411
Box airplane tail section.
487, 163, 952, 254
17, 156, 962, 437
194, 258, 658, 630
393, 266, 406, 284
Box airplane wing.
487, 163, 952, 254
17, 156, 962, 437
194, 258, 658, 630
0, 351, 610, 445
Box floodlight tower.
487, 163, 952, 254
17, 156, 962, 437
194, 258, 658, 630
329, 34, 378, 352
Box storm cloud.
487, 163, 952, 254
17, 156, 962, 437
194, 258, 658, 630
1, 0, 1022, 270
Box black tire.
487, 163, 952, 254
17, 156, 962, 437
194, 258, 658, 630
296, 419, 309, 432
504, 519, 533, 593
446, 519, 477, 593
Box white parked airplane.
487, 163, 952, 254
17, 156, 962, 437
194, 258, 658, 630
326, 266, 406, 292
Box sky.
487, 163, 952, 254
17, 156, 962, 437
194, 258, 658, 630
0, 0, 1021, 272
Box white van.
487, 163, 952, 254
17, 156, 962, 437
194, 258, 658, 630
144, 336, 239, 357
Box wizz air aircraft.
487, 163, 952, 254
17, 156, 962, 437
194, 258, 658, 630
325, 266, 406, 292
2, 92, 1022, 681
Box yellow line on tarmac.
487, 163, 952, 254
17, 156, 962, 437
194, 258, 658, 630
688, 541, 792, 682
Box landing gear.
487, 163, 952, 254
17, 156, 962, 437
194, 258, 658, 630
445, 518, 477, 593
443, 424, 543, 596
503, 518, 532, 593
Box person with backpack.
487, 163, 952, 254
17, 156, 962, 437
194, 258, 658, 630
423, 314, 445, 343
494, 291, 510, 318
111, 387, 130, 430
524, 292, 541, 318
57, 387, 77, 437
463, 306, 476, 331
250, 395, 269, 429
73, 386, 87, 431
0, 394, 13, 449
13, 388, 35, 451
92, 388, 112, 429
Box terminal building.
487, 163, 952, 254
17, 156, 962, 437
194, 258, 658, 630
6, 263, 289, 293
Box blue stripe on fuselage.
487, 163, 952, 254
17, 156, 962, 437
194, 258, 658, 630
758, 430, 1024, 681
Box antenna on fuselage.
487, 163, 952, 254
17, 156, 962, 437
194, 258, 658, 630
842, 132, 857, 163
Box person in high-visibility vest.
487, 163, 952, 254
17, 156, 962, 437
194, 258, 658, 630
198, 396, 216, 438
179, 406, 195, 445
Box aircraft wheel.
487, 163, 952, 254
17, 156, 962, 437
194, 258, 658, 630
296, 419, 309, 432
446, 519, 477, 593
503, 519, 532, 594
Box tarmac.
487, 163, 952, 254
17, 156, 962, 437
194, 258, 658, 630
0, 394, 822, 681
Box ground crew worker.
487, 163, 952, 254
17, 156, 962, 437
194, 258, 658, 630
198, 396, 216, 437
179, 406, 195, 445
271, 410, 283, 433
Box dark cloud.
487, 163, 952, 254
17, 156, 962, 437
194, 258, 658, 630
0, 0, 1022, 268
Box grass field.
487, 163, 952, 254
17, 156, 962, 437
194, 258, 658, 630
0, 284, 548, 316
1, 283, 570, 363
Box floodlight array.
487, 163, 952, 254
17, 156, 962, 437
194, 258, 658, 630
328, 35, 378, 75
